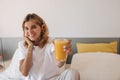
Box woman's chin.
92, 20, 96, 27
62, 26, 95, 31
29, 38, 36, 42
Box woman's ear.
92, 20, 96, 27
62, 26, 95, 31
41, 24, 45, 30
41, 24, 46, 32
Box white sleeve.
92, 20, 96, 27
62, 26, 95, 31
50, 43, 55, 54
3, 48, 25, 79
17, 41, 26, 61
10, 41, 26, 65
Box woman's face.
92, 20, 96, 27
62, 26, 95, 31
24, 20, 41, 42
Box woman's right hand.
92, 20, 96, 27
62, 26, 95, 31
20, 37, 33, 76
24, 37, 34, 48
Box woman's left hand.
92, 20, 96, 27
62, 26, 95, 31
64, 39, 72, 55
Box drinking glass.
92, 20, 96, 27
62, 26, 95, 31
54, 39, 69, 61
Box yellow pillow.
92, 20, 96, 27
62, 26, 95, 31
76, 41, 117, 53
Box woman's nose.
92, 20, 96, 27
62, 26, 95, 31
28, 29, 33, 34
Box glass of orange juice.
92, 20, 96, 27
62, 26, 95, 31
54, 39, 68, 61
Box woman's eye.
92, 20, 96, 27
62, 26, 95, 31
24, 27, 28, 30
31, 25, 36, 29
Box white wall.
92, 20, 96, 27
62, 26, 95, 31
0, 0, 120, 38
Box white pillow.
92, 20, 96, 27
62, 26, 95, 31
71, 52, 120, 80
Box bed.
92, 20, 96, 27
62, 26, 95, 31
0, 37, 120, 80
69, 38, 120, 80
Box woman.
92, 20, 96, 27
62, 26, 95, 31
18, 13, 80, 80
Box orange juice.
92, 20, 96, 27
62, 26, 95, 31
54, 39, 68, 61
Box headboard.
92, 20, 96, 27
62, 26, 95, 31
0, 37, 119, 64
66, 38, 120, 63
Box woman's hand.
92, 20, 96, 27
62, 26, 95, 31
20, 37, 34, 76
24, 37, 33, 48
64, 39, 72, 55
53, 39, 72, 68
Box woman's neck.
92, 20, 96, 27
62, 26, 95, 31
34, 37, 41, 46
